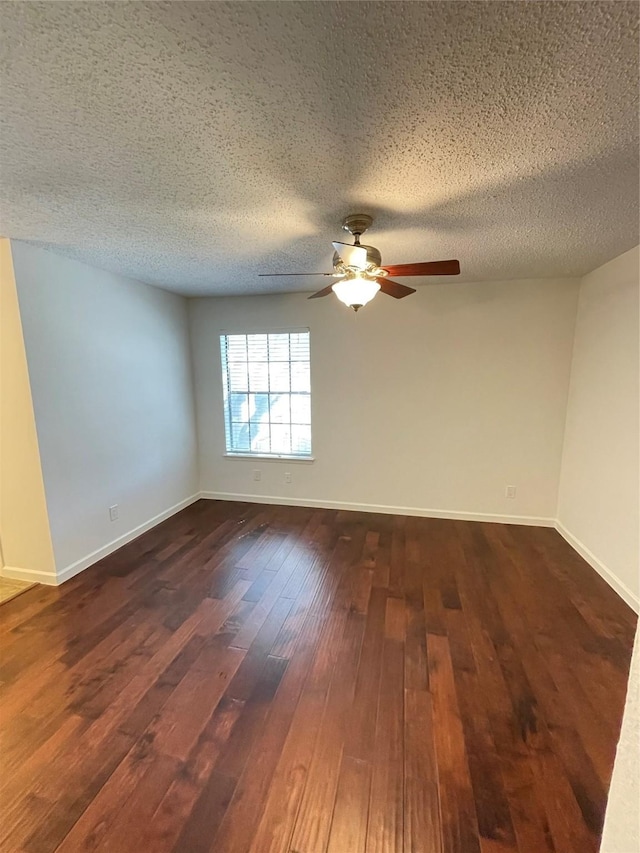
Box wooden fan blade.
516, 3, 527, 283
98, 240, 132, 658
259, 272, 334, 277
381, 259, 460, 277
376, 278, 416, 299
332, 242, 367, 270
308, 284, 335, 299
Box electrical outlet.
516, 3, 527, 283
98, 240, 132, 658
284, 472, 292, 484
253, 470, 261, 482
108, 504, 119, 521
505, 485, 516, 499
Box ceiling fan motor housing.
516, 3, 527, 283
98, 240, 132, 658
332, 244, 382, 272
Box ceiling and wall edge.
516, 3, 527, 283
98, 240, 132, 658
1, 2, 638, 295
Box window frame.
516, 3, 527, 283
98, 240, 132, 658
219, 328, 314, 461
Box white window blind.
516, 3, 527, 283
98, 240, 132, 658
220, 331, 312, 458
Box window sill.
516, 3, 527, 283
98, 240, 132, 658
223, 453, 315, 463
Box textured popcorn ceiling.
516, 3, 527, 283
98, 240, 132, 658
0, 1, 638, 296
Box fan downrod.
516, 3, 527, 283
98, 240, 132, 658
342, 213, 373, 244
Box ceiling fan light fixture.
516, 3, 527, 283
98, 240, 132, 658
331, 275, 380, 311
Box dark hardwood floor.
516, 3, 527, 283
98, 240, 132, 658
0, 500, 636, 853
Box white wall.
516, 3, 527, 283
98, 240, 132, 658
11, 242, 198, 581
190, 278, 579, 522
0, 239, 56, 582
601, 625, 640, 853
557, 246, 639, 611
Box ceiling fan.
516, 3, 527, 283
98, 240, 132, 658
259, 214, 460, 311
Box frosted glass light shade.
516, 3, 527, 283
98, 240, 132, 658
332, 276, 380, 310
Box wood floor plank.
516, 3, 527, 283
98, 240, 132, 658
480, 532, 614, 850
404, 687, 442, 853
325, 754, 371, 853
213, 611, 341, 852
0, 500, 633, 853
171, 770, 237, 853
365, 634, 405, 853
344, 586, 387, 763
54, 748, 182, 853
288, 609, 367, 853
247, 683, 327, 853
454, 521, 557, 853
140, 696, 245, 852
148, 643, 246, 762
428, 631, 482, 853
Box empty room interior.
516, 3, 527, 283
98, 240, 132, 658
1, 2, 639, 852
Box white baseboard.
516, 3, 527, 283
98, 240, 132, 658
198, 491, 556, 527
0, 565, 58, 586
55, 494, 200, 585
200, 494, 638, 612
555, 520, 639, 614
15, 491, 634, 616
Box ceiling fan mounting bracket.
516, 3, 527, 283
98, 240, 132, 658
341, 213, 374, 240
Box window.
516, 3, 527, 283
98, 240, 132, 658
220, 331, 312, 458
